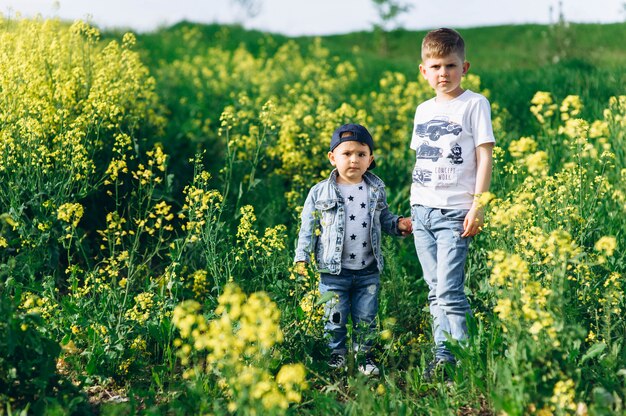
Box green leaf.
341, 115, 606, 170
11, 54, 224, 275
315, 291, 336, 305
580, 342, 607, 364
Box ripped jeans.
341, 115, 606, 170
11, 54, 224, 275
319, 263, 380, 355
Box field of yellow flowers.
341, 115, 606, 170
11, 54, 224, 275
1, 17, 624, 415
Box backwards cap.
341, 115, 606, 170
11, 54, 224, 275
329, 123, 376, 169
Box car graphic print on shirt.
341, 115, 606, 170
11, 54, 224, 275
412, 167, 432, 185
415, 141, 443, 162
415, 117, 462, 141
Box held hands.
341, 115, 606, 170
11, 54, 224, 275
462, 207, 484, 237
398, 217, 413, 236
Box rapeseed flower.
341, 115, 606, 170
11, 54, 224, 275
509, 136, 538, 158
550, 379, 577, 413
594, 236, 616, 257
524, 151, 549, 176
530, 91, 557, 124
559, 118, 589, 141
559, 95, 583, 121
57, 203, 84, 228
191, 269, 209, 298
172, 283, 306, 413
125, 292, 156, 324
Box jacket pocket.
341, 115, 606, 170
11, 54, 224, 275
315, 200, 338, 227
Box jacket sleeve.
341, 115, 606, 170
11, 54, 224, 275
378, 187, 402, 236
294, 187, 318, 263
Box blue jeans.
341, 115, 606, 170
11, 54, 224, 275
411, 204, 472, 361
319, 264, 380, 355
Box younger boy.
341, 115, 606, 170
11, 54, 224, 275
294, 123, 412, 376
410, 28, 495, 380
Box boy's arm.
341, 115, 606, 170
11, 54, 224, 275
379, 188, 412, 236
294, 188, 318, 264
462, 142, 494, 237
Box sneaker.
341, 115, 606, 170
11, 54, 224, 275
328, 353, 346, 370
423, 358, 455, 383
358, 355, 380, 376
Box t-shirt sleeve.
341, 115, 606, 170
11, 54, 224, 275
470, 96, 496, 146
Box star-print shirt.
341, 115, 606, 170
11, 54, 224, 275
337, 181, 375, 270
410, 90, 495, 209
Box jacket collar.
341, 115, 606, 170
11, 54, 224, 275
329, 169, 385, 189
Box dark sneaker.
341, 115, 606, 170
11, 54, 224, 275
328, 353, 347, 370
358, 355, 380, 376
423, 358, 455, 383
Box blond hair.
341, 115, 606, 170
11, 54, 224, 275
421, 28, 465, 61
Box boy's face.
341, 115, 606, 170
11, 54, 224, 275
328, 140, 373, 184
419, 52, 469, 100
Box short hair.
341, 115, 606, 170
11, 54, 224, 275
421, 28, 465, 61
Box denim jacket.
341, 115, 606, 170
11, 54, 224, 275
294, 169, 402, 275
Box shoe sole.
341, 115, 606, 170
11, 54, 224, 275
358, 367, 380, 376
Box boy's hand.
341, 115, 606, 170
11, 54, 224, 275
462, 207, 484, 237
398, 217, 413, 236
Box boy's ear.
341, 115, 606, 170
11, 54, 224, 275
328, 151, 336, 166
462, 61, 470, 75
419, 63, 426, 78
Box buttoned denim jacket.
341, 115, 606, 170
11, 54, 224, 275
294, 169, 402, 275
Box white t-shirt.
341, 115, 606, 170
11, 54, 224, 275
410, 90, 495, 209
337, 181, 375, 270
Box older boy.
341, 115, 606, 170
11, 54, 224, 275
294, 123, 412, 376
410, 28, 495, 381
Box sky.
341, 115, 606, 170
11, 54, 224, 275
0, 0, 624, 36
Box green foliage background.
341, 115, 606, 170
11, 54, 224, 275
1, 16, 625, 415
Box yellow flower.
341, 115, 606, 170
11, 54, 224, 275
57, 203, 84, 227
125, 292, 156, 323
524, 151, 549, 176
594, 236, 617, 257
276, 363, 306, 387
558, 118, 589, 140
550, 379, 577, 412
172, 283, 306, 412
494, 298, 512, 322
509, 136, 538, 158
474, 191, 495, 208
560, 95, 583, 120
191, 269, 209, 298
530, 91, 557, 124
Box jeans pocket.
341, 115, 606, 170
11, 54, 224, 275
440, 208, 468, 221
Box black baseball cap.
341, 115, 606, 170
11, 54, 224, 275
329, 123, 376, 169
